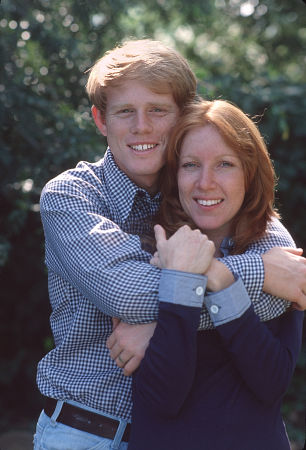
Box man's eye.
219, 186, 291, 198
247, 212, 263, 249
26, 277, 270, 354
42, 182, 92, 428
118, 109, 133, 114
150, 107, 165, 113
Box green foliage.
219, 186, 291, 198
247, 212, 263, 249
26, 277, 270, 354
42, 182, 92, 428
1, 0, 305, 444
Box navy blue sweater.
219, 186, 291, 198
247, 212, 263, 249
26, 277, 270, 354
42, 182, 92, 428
128, 302, 303, 450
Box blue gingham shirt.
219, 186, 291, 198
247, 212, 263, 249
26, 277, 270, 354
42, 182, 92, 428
37, 148, 294, 420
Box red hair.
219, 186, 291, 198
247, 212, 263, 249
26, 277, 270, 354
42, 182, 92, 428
86, 39, 197, 113
158, 100, 279, 254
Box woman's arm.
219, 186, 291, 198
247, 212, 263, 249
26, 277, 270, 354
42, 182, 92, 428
133, 292, 202, 418
134, 276, 303, 417
204, 278, 304, 405
132, 225, 214, 416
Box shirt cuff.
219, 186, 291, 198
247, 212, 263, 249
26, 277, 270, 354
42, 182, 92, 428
159, 269, 207, 308
204, 276, 251, 326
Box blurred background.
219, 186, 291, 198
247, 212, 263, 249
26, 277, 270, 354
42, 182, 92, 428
0, 0, 305, 448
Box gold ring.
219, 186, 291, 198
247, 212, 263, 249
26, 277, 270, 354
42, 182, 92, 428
118, 355, 125, 364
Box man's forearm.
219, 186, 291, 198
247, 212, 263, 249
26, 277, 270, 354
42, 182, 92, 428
206, 259, 234, 292
42, 207, 161, 322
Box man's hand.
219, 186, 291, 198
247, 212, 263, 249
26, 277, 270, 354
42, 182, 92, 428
106, 319, 156, 376
151, 224, 233, 291
152, 252, 234, 292
263, 247, 306, 310
153, 224, 215, 273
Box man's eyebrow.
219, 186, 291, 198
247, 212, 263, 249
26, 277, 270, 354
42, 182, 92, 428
108, 103, 133, 111
109, 102, 174, 111
146, 102, 174, 108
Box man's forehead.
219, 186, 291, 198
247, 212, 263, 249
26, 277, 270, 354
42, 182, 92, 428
105, 81, 177, 108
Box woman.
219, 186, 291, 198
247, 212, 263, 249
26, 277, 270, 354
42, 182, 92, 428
128, 100, 304, 450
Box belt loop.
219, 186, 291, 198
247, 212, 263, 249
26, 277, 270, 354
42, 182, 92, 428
110, 419, 128, 450
50, 400, 64, 423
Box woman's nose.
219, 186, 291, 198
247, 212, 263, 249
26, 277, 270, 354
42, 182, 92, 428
196, 167, 217, 190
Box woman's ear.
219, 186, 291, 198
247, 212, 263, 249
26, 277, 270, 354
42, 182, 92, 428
92, 105, 107, 137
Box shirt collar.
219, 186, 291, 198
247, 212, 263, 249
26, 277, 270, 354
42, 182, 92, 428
220, 237, 234, 256
102, 148, 160, 223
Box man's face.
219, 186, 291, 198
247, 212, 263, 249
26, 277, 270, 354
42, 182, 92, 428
93, 80, 180, 193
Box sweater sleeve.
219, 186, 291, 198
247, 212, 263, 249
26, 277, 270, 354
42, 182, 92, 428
132, 270, 206, 418
215, 305, 304, 405
205, 279, 304, 405
134, 275, 303, 417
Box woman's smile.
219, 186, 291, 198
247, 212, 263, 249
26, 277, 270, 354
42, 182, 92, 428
178, 124, 245, 243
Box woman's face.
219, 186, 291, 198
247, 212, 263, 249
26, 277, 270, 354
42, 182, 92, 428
177, 125, 245, 244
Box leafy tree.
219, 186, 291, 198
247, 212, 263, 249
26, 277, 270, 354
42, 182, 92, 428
0, 0, 305, 445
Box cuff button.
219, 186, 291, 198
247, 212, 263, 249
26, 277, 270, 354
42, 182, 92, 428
210, 305, 219, 314
195, 286, 204, 296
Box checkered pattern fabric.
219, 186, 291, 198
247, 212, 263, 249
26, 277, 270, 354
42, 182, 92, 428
37, 148, 295, 420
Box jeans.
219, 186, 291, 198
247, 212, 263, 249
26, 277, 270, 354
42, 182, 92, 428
33, 401, 129, 450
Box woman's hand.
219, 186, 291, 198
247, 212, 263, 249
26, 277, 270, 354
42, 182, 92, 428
152, 224, 215, 274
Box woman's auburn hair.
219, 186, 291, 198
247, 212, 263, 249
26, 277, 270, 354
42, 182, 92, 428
158, 99, 279, 254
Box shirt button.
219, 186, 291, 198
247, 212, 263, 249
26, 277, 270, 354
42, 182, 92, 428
195, 286, 204, 296
210, 305, 219, 314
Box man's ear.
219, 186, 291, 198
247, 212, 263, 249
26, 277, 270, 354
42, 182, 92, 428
92, 105, 107, 137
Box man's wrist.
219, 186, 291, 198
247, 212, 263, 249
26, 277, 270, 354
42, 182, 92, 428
206, 259, 234, 292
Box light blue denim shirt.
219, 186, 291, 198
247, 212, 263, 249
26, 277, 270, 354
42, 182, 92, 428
159, 237, 251, 327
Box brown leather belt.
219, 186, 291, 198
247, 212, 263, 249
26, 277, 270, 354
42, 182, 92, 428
44, 397, 130, 442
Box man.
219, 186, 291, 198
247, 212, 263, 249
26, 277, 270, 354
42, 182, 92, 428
34, 39, 306, 450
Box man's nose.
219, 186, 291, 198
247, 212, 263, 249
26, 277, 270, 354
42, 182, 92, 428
130, 111, 153, 134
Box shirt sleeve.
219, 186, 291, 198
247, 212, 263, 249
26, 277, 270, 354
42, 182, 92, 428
217, 218, 294, 319
40, 176, 161, 323
159, 269, 207, 307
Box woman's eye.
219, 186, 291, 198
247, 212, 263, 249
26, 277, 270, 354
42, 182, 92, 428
182, 162, 198, 168
219, 161, 233, 168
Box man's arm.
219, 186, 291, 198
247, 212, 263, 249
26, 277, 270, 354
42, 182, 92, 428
204, 247, 306, 309
215, 218, 306, 311
41, 172, 161, 323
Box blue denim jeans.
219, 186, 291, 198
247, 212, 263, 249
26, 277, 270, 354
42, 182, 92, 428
33, 400, 129, 450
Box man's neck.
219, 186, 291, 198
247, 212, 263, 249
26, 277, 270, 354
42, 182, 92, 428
130, 175, 159, 197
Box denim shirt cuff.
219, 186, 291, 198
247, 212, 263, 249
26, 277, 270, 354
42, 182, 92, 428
159, 269, 208, 308
204, 276, 251, 326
